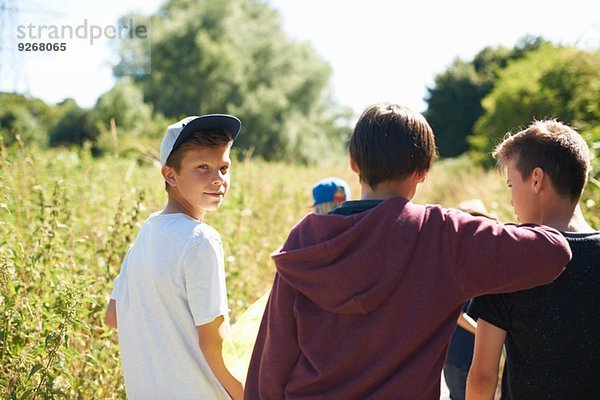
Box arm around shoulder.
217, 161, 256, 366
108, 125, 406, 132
197, 316, 244, 400
451, 213, 572, 297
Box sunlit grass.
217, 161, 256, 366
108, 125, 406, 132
1, 144, 597, 398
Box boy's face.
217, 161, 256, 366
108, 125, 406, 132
506, 159, 539, 224
171, 144, 231, 214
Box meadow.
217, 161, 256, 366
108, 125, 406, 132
1, 142, 598, 399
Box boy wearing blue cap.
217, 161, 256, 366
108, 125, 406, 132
104, 115, 244, 399
312, 177, 351, 214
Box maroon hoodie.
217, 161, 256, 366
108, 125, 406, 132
245, 197, 571, 399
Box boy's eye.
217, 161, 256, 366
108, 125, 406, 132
220, 166, 229, 173
198, 164, 209, 170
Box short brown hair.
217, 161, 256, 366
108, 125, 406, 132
493, 119, 591, 201
349, 104, 437, 188
165, 128, 233, 172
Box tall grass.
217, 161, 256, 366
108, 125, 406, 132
0, 143, 356, 398
1, 142, 597, 398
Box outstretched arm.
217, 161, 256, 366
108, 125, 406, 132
198, 316, 244, 400
466, 319, 505, 400
447, 211, 571, 297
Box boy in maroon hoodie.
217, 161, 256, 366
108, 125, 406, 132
244, 104, 572, 400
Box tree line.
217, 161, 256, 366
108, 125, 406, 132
426, 35, 600, 165
1, 0, 598, 167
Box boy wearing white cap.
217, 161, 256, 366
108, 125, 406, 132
104, 114, 243, 399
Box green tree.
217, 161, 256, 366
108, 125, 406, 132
92, 82, 170, 160
49, 99, 99, 147
425, 36, 547, 158
469, 45, 600, 164
424, 60, 489, 157
0, 93, 57, 146
114, 0, 351, 162
93, 81, 152, 135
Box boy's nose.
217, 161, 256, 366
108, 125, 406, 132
212, 171, 225, 184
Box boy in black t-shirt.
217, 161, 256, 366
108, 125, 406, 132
466, 120, 600, 399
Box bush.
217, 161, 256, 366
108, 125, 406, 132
0, 93, 57, 146
93, 81, 152, 136
49, 100, 99, 147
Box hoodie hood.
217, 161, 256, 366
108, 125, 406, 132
272, 197, 424, 315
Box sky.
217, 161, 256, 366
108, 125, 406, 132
1, 0, 598, 115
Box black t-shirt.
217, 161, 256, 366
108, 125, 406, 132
329, 199, 384, 216
468, 232, 600, 399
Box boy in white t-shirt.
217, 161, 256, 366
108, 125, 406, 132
104, 114, 244, 400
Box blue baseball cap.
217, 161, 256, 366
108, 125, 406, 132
312, 177, 351, 206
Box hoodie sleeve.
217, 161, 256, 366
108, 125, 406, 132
444, 211, 572, 299
244, 273, 300, 400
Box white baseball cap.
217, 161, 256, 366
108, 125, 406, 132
159, 114, 241, 166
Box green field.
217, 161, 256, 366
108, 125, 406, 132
1, 144, 598, 398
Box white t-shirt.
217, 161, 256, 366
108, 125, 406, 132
110, 212, 231, 400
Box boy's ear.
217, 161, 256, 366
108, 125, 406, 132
414, 170, 427, 183
161, 165, 177, 187
531, 167, 545, 194
349, 154, 360, 174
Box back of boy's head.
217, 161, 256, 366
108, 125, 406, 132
349, 103, 436, 188
493, 119, 591, 202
